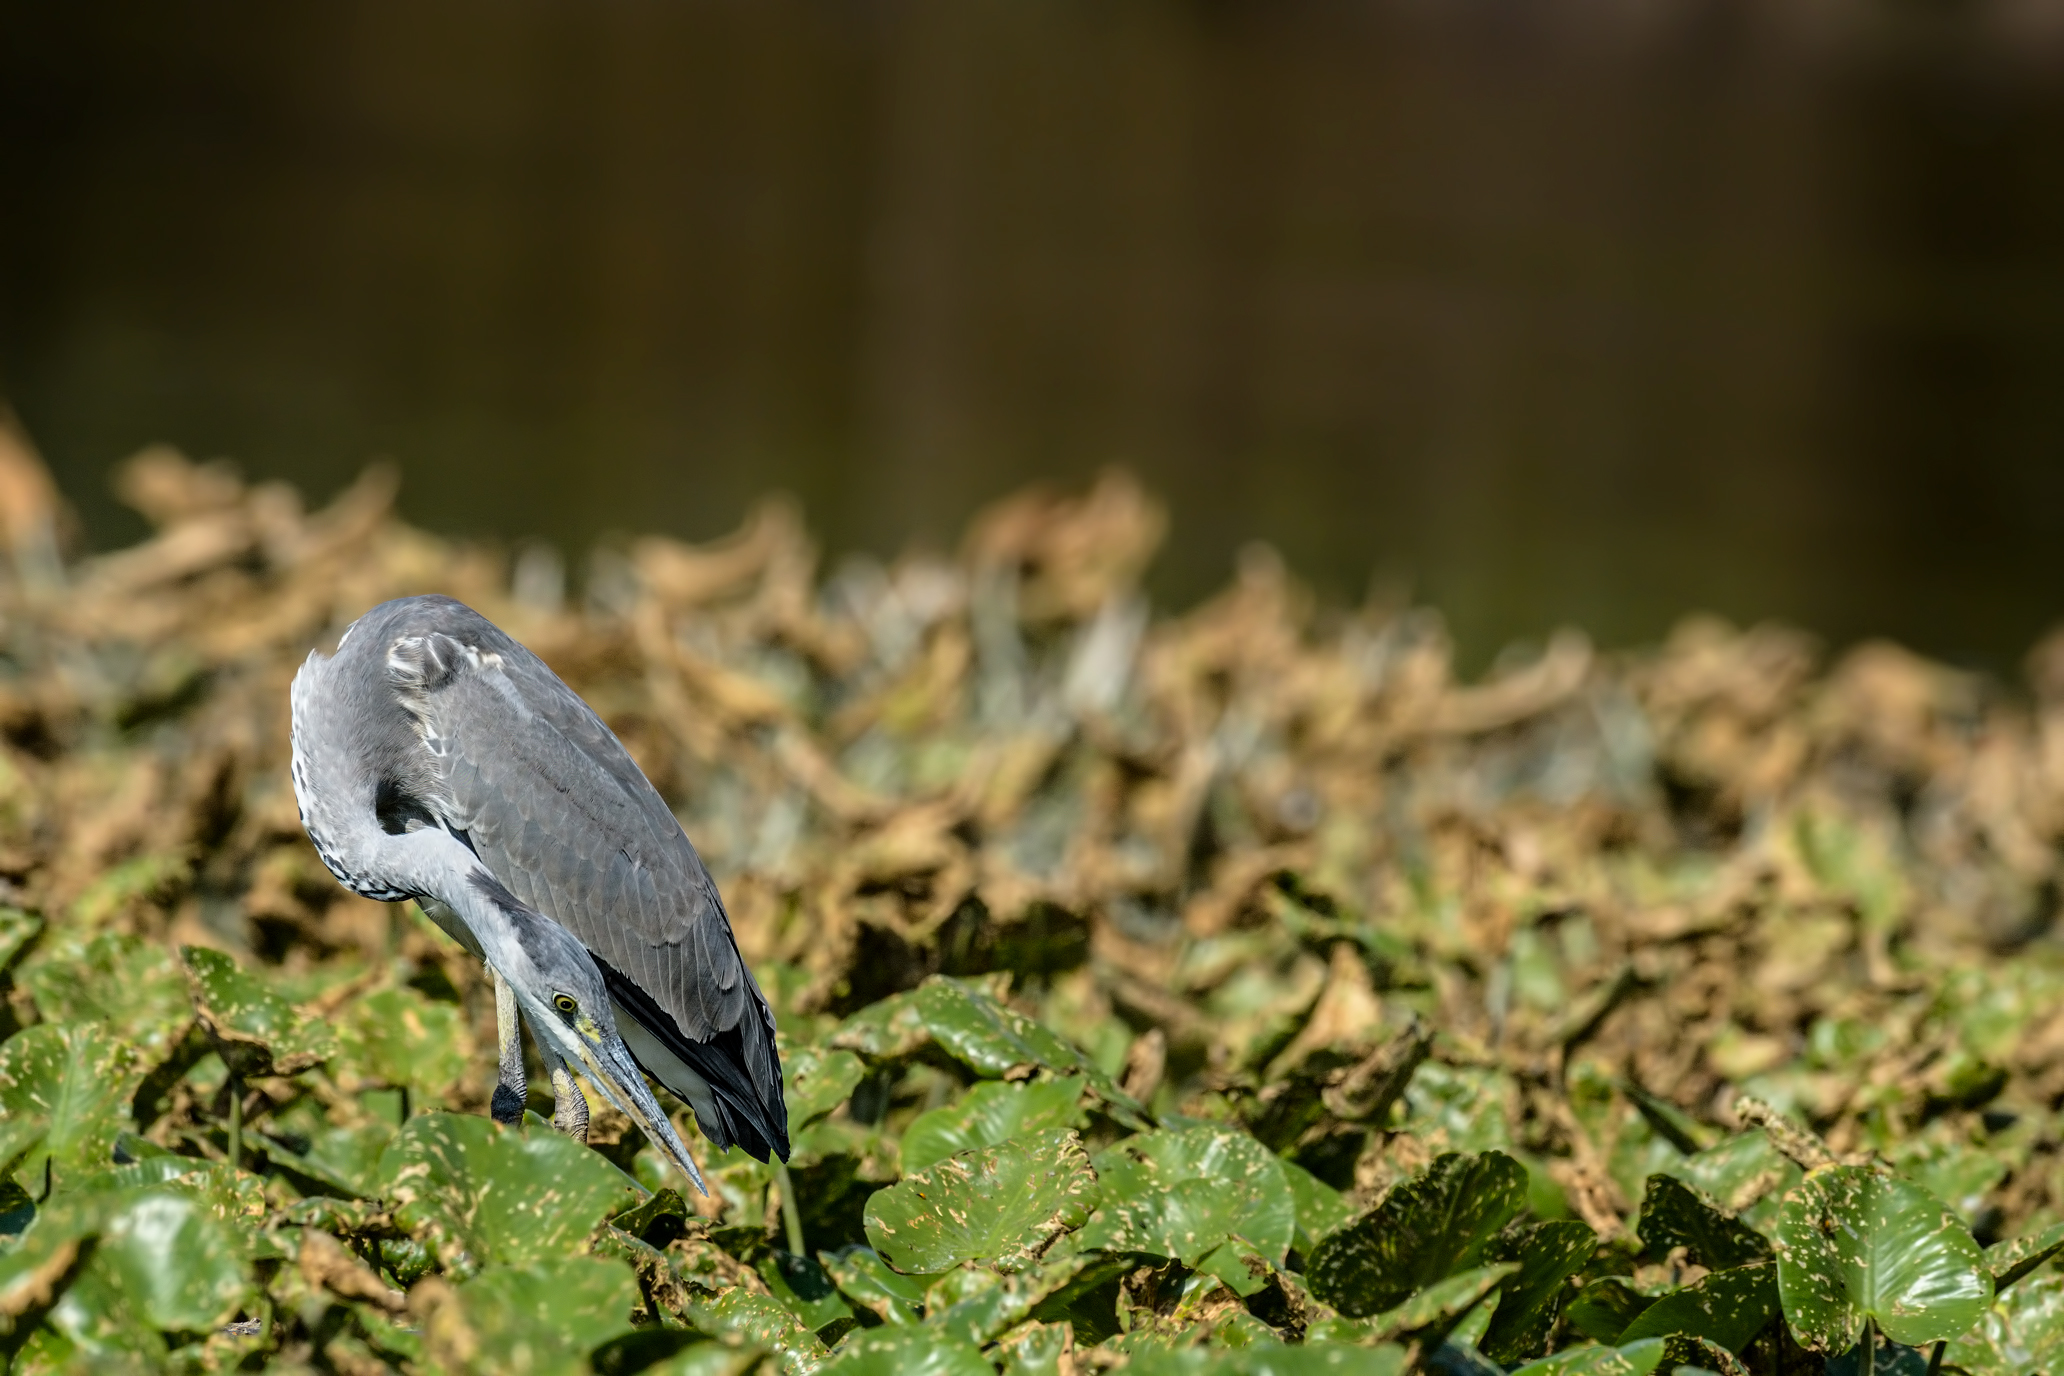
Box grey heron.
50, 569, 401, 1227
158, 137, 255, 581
288, 594, 789, 1191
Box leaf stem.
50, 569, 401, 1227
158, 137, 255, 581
1926, 1340, 1946, 1376
772, 1157, 805, 1257
1861, 1317, 1875, 1376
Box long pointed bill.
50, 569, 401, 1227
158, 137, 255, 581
564, 1031, 709, 1196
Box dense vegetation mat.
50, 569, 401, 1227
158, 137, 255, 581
3, 446, 2064, 1372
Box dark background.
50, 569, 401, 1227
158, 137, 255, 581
4, 1, 2064, 670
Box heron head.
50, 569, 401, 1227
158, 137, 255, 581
491, 906, 709, 1195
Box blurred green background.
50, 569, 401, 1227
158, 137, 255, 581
3, 0, 2063, 669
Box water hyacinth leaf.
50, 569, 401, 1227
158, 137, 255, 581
1663, 1133, 1801, 1232
0, 907, 40, 971
1507, 1337, 1669, 1375
1616, 1263, 1778, 1353
1076, 1125, 1295, 1266
1481, 1220, 1600, 1363
901, 1076, 1087, 1175
0, 1021, 137, 1187
1281, 1157, 1354, 1254
1312, 1262, 1517, 1343
1945, 1272, 2064, 1374
863, 1128, 1097, 1274
683, 1287, 830, 1375
819, 1246, 933, 1325
925, 1251, 1097, 1345
833, 977, 1146, 1125
93, 1187, 249, 1331
378, 1112, 640, 1270
747, 1247, 853, 1332
1772, 1164, 1992, 1350
23, 933, 193, 1067
337, 985, 469, 1096
1638, 1174, 1772, 1271
182, 945, 337, 1076
1306, 1151, 1529, 1318
786, 1047, 867, 1127
1566, 1278, 1658, 1344
271, 1121, 393, 1197
1986, 1219, 2064, 1293
821, 1324, 992, 1375
452, 1257, 640, 1373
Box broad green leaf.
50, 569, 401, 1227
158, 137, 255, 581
1772, 1164, 1992, 1351
452, 1257, 639, 1375
1481, 1219, 1599, 1363
786, 1047, 867, 1127
378, 1112, 640, 1272
1638, 1174, 1771, 1271
1124, 1344, 1410, 1374
181, 946, 336, 1076
745, 1246, 853, 1332
1305, 1151, 1529, 1318
819, 1246, 934, 1325
1987, 1220, 2064, 1293
1662, 1132, 1801, 1233
1617, 1262, 1778, 1353
924, 1251, 1098, 1345
1404, 1063, 1516, 1155
820, 1323, 992, 1375
1946, 1272, 2064, 1374
683, 1287, 829, 1376
22, 933, 192, 1067
1076, 1125, 1295, 1266
0, 907, 41, 971
336, 985, 470, 1096
863, 1128, 1097, 1273
271, 1120, 394, 1197
1566, 1277, 1657, 1344
901, 1076, 1086, 1174
1281, 1156, 1353, 1255
1508, 1338, 1668, 1375
0, 1021, 138, 1188
93, 1187, 249, 1330
1310, 1262, 1518, 1345
833, 977, 1145, 1124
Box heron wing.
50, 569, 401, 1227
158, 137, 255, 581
381, 614, 788, 1158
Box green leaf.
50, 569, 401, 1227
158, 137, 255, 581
1566, 1277, 1657, 1344
181, 946, 337, 1077
93, 1187, 250, 1331
746, 1247, 853, 1333
452, 1257, 640, 1374
1662, 1132, 1801, 1233
863, 1128, 1097, 1274
1638, 1174, 1773, 1271
683, 1287, 829, 1376
1508, 1338, 1669, 1375
819, 1323, 992, 1376
1302, 1262, 1517, 1344
1281, 1156, 1353, 1256
819, 1245, 934, 1325
1772, 1163, 1992, 1351
833, 977, 1145, 1125
1075, 1125, 1295, 1266
1617, 1262, 1778, 1354
0, 1021, 138, 1188
0, 907, 41, 972
1480, 1219, 1600, 1363
22, 933, 192, 1068
337, 985, 470, 1096
272, 1120, 394, 1197
924, 1251, 1099, 1346
1987, 1220, 2064, 1293
901, 1076, 1086, 1175
1305, 1151, 1529, 1318
378, 1112, 641, 1272
786, 1047, 868, 1127
1946, 1272, 2064, 1374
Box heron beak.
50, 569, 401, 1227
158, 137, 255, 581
563, 1025, 710, 1196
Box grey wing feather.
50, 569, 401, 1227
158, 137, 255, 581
375, 605, 786, 1156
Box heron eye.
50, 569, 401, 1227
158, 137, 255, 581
552, 994, 578, 1016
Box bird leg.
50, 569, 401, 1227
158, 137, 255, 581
551, 1063, 591, 1142
491, 970, 527, 1126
